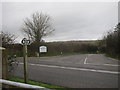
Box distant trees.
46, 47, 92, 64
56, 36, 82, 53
0, 31, 19, 56
22, 12, 54, 45
2, 40, 98, 57
106, 23, 120, 57
97, 38, 106, 53
1, 31, 16, 47
39, 41, 98, 55
100, 23, 120, 58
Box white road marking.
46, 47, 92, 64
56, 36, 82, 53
83, 54, 119, 67
84, 57, 87, 64
19, 63, 120, 75
108, 57, 119, 61
85, 63, 120, 67
88, 54, 93, 56
84, 54, 93, 64
103, 64, 120, 67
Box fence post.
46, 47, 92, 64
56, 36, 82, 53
0, 47, 9, 89
1, 47, 8, 79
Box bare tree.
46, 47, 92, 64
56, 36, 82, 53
1, 31, 16, 47
22, 12, 55, 45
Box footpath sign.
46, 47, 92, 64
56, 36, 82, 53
39, 46, 47, 53
21, 38, 30, 45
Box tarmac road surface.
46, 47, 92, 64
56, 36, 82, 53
13, 54, 120, 88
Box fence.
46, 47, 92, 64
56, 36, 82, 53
0, 47, 50, 89
0, 79, 49, 90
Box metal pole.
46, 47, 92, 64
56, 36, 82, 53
23, 45, 28, 83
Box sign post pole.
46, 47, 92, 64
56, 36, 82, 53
23, 44, 28, 83
21, 38, 30, 83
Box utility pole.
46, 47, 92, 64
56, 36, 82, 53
21, 38, 30, 83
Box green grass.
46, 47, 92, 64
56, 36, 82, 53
105, 54, 120, 60
8, 77, 71, 90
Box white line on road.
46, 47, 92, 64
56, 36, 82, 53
85, 63, 120, 67
84, 57, 87, 64
103, 64, 120, 67
19, 63, 120, 75
84, 54, 93, 64
83, 54, 119, 67
108, 57, 119, 61
88, 54, 93, 56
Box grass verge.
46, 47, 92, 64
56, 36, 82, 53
104, 54, 120, 60
8, 77, 71, 90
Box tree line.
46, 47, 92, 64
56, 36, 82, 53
1, 40, 98, 57
100, 23, 120, 58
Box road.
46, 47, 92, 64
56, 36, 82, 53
13, 54, 120, 88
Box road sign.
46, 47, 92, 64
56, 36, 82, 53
39, 46, 47, 53
21, 38, 30, 45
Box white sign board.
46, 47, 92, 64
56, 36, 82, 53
39, 46, 47, 53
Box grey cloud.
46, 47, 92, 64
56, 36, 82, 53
2, 2, 118, 42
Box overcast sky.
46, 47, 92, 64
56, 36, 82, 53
2, 2, 118, 42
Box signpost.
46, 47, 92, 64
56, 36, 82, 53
21, 38, 30, 83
